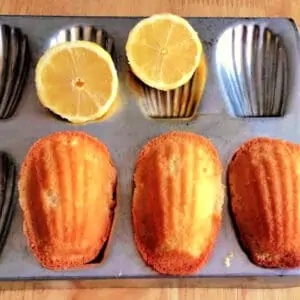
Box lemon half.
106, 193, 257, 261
35, 41, 118, 124
126, 14, 202, 91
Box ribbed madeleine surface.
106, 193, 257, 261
18, 131, 117, 270
133, 131, 223, 275
228, 137, 300, 268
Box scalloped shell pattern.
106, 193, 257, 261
129, 54, 207, 120
18, 131, 117, 270
0, 152, 17, 256
132, 131, 224, 275
216, 24, 288, 117
48, 25, 114, 55
0, 24, 30, 119
228, 137, 300, 268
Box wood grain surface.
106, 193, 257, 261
1, 0, 300, 299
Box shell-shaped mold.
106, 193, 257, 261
228, 137, 300, 268
0, 152, 17, 256
132, 131, 224, 275
0, 24, 30, 119
48, 25, 114, 54
128, 54, 207, 120
18, 131, 117, 270
216, 24, 288, 117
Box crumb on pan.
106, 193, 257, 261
224, 252, 234, 267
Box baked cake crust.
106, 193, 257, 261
132, 131, 223, 275
228, 137, 300, 268
18, 131, 117, 270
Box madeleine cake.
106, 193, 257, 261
132, 131, 224, 275
228, 137, 300, 268
18, 131, 117, 270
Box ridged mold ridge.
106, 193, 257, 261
0, 24, 30, 119
48, 25, 114, 54
216, 24, 288, 117
0, 152, 17, 257
128, 54, 207, 120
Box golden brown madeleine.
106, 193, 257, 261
228, 137, 300, 268
18, 131, 117, 270
133, 131, 224, 275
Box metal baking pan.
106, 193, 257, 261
0, 15, 299, 288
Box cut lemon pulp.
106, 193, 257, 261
35, 41, 118, 124
126, 14, 202, 91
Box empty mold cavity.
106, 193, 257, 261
0, 152, 17, 257
215, 23, 288, 117
48, 25, 114, 54
0, 24, 30, 119
128, 53, 207, 120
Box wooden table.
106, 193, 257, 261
1, 0, 300, 299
